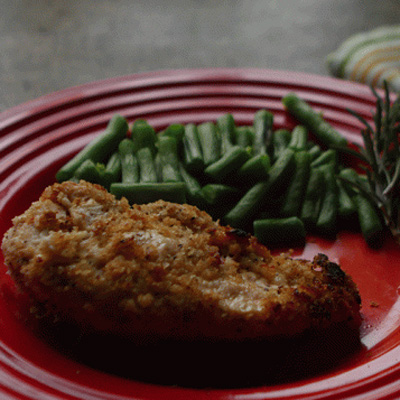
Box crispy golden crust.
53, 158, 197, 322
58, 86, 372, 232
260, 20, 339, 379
1, 180, 361, 341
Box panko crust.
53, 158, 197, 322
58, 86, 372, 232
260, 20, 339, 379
1, 180, 361, 342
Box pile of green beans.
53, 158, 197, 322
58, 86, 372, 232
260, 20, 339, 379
56, 94, 385, 248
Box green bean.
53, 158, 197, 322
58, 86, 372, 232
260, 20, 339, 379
223, 182, 270, 229
136, 147, 158, 183
338, 168, 361, 197
101, 152, 121, 189
160, 161, 181, 183
105, 151, 121, 178
237, 149, 294, 219
338, 168, 384, 247
300, 168, 324, 229
316, 163, 338, 236
217, 113, 236, 154
110, 182, 187, 204
182, 123, 205, 173
234, 126, 254, 149
201, 183, 239, 206
264, 148, 296, 195
253, 109, 273, 155
337, 178, 356, 218
237, 154, 270, 182
288, 125, 308, 151
178, 163, 206, 208
161, 123, 185, 144
280, 150, 311, 217
308, 144, 322, 160
95, 163, 107, 181
253, 217, 306, 247
202, 183, 240, 219
131, 119, 158, 155
282, 93, 348, 148
310, 149, 337, 168
72, 159, 103, 184
197, 122, 221, 166
119, 138, 139, 183
157, 135, 182, 182
56, 114, 128, 182
153, 153, 163, 182
271, 129, 291, 160
204, 145, 250, 182
354, 193, 384, 248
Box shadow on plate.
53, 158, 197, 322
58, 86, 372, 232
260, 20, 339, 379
35, 319, 362, 389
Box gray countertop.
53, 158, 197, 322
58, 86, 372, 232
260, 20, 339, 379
1, 0, 400, 111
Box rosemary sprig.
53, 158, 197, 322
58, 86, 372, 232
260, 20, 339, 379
346, 81, 400, 244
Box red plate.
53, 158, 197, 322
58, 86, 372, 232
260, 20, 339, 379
0, 68, 400, 399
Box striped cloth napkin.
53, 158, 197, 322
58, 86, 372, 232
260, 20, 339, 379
327, 25, 400, 92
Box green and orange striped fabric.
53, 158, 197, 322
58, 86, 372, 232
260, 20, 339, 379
327, 25, 400, 92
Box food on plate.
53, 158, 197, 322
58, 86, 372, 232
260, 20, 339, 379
56, 114, 128, 183
55, 86, 398, 248
1, 180, 361, 342
281, 92, 348, 148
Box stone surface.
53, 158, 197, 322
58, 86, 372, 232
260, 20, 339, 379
1, 0, 400, 110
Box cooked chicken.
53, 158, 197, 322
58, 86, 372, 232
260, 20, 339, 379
1, 180, 361, 342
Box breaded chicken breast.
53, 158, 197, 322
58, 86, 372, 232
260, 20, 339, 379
1, 180, 361, 342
